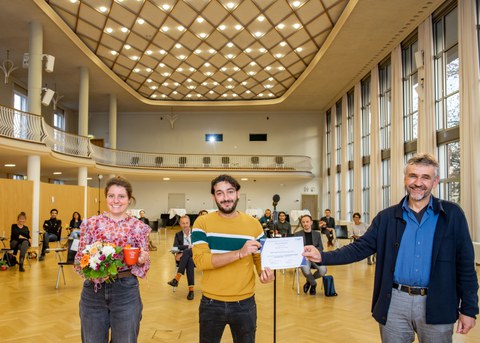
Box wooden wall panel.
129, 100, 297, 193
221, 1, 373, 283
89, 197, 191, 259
0, 179, 33, 239
86, 186, 106, 218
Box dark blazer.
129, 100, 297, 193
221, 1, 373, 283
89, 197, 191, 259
320, 216, 335, 234
294, 230, 324, 252
173, 230, 191, 251
321, 196, 479, 325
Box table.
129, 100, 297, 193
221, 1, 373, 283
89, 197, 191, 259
168, 208, 187, 219
246, 208, 263, 218
289, 210, 311, 224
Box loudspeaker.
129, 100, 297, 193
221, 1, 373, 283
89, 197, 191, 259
42, 88, 55, 106
44, 55, 55, 73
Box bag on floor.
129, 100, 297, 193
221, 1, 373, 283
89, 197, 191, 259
3, 253, 18, 267
322, 275, 338, 297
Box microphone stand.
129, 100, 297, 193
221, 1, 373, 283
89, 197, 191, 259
272, 201, 278, 343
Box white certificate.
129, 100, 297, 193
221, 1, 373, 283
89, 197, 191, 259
260, 237, 306, 270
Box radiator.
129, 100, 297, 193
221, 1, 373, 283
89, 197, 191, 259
474, 242, 480, 265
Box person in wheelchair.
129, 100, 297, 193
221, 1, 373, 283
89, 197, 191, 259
294, 214, 326, 295
167, 215, 195, 300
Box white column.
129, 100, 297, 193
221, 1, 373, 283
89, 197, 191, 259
417, 16, 436, 155
28, 155, 41, 247
109, 94, 117, 149
390, 45, 405, 203
27, 21, 43, 115
78, 67, 89, 136
78, 166, 88, 220
369, 66, 382, 217
353, 82, 362, 213
458, 0, 480, 241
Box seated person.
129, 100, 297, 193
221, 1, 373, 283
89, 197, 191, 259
167, 215, 195, 300
351, 212, 374, 265
198, 209, 208, 216
259, 209, 274, 237
68, 211, 82, 239
294, 214, 326, 295
10, 211, 31, 272
40, 208, 62, 261
275, 211, 291, 237
320, 209, 336, 247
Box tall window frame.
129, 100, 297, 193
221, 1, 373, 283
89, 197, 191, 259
361, 77, 371, 223
13, 89, 28, 139
326, 110, 332, 209
402, 37, 419, 144
379, 59, 392, 208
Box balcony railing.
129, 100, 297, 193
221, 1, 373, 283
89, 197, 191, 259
0, 104, 312, 173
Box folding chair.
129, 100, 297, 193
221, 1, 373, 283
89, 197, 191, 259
55, 238, 78, 289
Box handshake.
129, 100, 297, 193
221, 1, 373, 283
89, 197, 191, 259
303, 245, 322, 263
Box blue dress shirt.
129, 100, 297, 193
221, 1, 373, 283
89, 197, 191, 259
393, 196, 439, 287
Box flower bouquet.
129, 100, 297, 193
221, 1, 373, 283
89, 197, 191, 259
77, 241, 125, 283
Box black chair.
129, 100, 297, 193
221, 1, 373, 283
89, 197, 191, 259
251, 156, 260, 167
221, 156, 230, 168
178, 156, 187, 167
155, 156, 163, 167
130, 156, 140, 166
275, 156, 284, 168
334, 225, 352, 248
202, 156, 211, 167
55, 238, 77, 289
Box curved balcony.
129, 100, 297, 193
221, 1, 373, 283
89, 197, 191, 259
0, 105, 313, 175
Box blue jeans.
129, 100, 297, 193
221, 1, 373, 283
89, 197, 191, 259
41, 232, 58, 255
199, 295, 257, 343
79, 277, 143, 343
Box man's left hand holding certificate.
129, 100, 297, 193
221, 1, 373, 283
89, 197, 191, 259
260, 237, 305, 270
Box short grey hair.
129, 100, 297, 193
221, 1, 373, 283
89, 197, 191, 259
404, 153, 439, 178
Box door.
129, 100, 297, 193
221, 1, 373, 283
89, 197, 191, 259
301, 194, 318, 219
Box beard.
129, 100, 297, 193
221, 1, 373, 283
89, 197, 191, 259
215, 197, 239, 214
407, 185, 432, 201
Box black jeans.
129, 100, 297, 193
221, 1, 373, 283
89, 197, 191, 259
199, 295, 257, 343
177, 248, 194, 286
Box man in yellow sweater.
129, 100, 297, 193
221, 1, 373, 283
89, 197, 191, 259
192, 174, 275, 343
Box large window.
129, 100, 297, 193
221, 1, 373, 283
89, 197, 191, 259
346, 169, 353, 221
326, 110, 332, 208
13, 90, 28, 139
361, 77, 371, 223
335, 100, 342, 164
335, 172, 341, 219
54, 110, 65, 130
434, 4, 460, 202
347, 90, 354, 162
379, 59, 392, 208
402, 38, 419, 143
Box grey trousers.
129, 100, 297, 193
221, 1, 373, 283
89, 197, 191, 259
379, 288, 453, 343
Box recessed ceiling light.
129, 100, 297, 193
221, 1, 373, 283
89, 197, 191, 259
246, 90, 251, 94
159, 49, 167, 55
245, 48, 252, 53
280, 41, 287, 47
205, 62, 211, 67
187, 78, 192, 82
162, 4, 170, 11
124, 44, 131, 50
146, 68, 152, 72
226, 2, 235, 9
241, 178, 248, 181
151, 94, 157, 98
277, 23, 285, 29
258, 93, 264, 97
131, 55, 139, 60
70, 0, 78, 3
188, 85, 196, 89
177, 26, 185, 31
189, 68, 195, 72
226, 54, 235, 59
266, 66, 271, 70
242, 81, 247, 85
209, 90, 214, 94
295, 47, 303, 52
293, 23, 301, 29
197, 17, 204, 23
292, 1, 301, 7
227, 42, 234, 48
120, 27, 129, 33
111, 50, 118, 55
269, 93, 274, 97
264, 84, 273, 89
133, 68, 140, 72
227, 77, 233, 81
268, 77, 274, 81
232, 93, 237, 97
105, 27, 113, 34
204, 71, 212, 76
86, 177, 92, 180
178, 55, 187, 60
146, 50, 153, 55
219, 25, 226, 31
163, 177, 170, 181
235, 24, 243, 30
249, 62, 256, 66
146, 79, 152, 83
137, 18, 145, 25
195, 49, 202, 54
222, 93, 228, 97
173, 91, 178, 94
233, 66, 239, 71
150, 86, 158, 90
175, 43, 182, 48
99, 6, 108, 13
187, 94, 192, 98
159, 63, 165, 67
254, 31, 263, 37
163, 82, 169, 86
174, 82, 179, 86
226, 85, 234, 89
202, 82, 208, 86
257, 16, 265, 22
278, 66, 285, 70
161, 26, 169, 32
209, 49, 216, 54
4, 163, 15, 167
53, 172, 62, 175
248, 71, 256, 75
259, 48, 266, 53
162, 94, 167, 98
199, 33, 208, 39
213, 81, 219, 85
162, 72, 170, 76
177, 68, 183, 72
196, 94, 202, 98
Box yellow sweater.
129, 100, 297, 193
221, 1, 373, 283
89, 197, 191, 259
192, 211, 264, 301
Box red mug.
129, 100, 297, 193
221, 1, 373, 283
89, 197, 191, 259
123, 247, 140, 265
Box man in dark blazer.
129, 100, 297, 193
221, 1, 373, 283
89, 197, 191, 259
303, 153, 478, 341
320, 209, 336, 247
295, 214, 326, 295
167, 215, 195, 300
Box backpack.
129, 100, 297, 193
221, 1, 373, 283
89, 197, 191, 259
3, 252, 18, 267
322, 275, 338, 297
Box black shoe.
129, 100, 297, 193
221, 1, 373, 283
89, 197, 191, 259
39, 255, 45, 261
167, 278, 178, 287
19, 264, 25, 272
303, 282, 310, 294
187, 291, 194, 300
309, 285, 317, 295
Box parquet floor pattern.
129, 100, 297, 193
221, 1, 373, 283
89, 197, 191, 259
0, 228, 478, 343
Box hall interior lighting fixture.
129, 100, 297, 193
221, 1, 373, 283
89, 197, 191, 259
4, 163, 16, 167
0, 50, 18, 84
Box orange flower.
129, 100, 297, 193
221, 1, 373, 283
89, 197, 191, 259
125, 244, 132, 248
80, 254, 90, 268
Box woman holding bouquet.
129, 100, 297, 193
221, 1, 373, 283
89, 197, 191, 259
75, 176, 151, 343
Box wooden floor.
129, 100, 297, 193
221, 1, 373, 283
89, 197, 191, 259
1, 228, 479, 343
